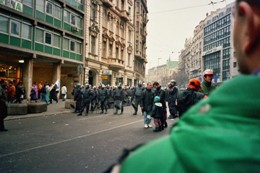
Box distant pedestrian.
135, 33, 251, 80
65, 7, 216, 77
49, 83, 58, 104
153, 81, 167, 130
131, 81, 144, 115
61, 84, 67, 101
167, 79, 178, 119
0, 79, 8, 132
6, 80, 16, 103
151, 96, 163, 132
30, 82, 38, 102
201, 69, 216, 96
15, 81, 24, 103
140, 82, 154, 128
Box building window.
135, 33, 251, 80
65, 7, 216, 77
116, 22, 119, 35
0, 16, 8, 33
45, 32, 52, 45
128, 53, 130, 66
91, 2, 97, 21
10, 20, 20, 36
53, 5, 61, 19
23, 0, 32, 7
102, 41, 107, 58
64, 10, 70, 23
116, 47, 119, 59
76, 42, 81, 54
70, 41, 75, 51
36, 0, 44, 12
46, 2, 52, 14
71, 14, 76, 26
21, 24, 31, 40
109, 44, 112, 56
54, 34, 60, 48
91, 35, 96, 54
63, 38, 69, 50
75, 0, 83, 3
35, 28, 44, 43
102, 11, 107, 27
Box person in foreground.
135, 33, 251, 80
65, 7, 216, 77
105, 0, 260, 172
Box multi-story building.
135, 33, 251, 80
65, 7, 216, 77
85, 0, 136, 87
133, 0, 148, 85
0, 0, 85, 98
146, 59, 178, 87
202, 2, 236, 82
177, 38, 192, 88
190, 20, 204, 79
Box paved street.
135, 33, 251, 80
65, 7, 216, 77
1, 102, 177, 173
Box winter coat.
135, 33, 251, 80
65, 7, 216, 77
177, 88, 204, 116
119, 75, 260, 173
150, 103, 163, 119
201, 80, 216, 96
140, 88, 154, 112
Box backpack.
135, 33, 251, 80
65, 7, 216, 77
177, 89, 203, 116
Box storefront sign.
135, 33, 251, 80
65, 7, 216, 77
0, 0, 23, 12
101, 75, 108, 79
102, 70, 112, 75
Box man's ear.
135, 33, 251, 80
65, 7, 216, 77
241, 3, 260, 54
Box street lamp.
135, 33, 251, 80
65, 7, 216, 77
157, 58, 161, 82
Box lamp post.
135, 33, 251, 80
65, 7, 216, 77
157, 58, 161, 82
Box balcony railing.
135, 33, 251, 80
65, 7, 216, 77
108, 57, 125, 70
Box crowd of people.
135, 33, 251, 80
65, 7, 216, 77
105, 0, 260, 172
69, 69, 216, 134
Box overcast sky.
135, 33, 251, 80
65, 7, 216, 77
146, 0, 235, 70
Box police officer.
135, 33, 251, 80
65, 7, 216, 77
78, 84, 93, 116
98, 84, 108, 114
72, 83, 82, 113
113, 83, 125, 115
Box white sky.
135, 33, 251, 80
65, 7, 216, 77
146, 0, 235, 70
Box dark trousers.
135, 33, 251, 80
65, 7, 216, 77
100, 100, 107, 112
80, 101, 90, 114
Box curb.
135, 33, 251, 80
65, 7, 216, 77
6, 110, 72, 121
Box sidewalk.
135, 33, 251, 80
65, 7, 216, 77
6, 100, 72, 121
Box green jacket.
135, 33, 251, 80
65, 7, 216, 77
120, 75, 260, 173
201, 80, 216, 96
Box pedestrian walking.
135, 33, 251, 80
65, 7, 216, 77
131, 81, 144, 115
153, 81, 167, 130
167, 79, 178, 119
61, 84, 67, 101
140, 82, 154, 128
30, 82, 38, 102
150, 96, 163, 132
